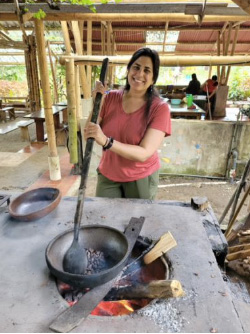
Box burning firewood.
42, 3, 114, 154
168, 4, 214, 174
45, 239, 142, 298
104, 279, 184, 300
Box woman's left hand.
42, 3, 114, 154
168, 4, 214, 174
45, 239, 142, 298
84, 122, 107, 147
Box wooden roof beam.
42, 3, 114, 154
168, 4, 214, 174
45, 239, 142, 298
0, 3, 249, 21
3, 25, 250, 32
59, 54, 250, 66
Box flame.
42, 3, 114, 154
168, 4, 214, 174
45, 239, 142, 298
119, 300, 134, 312
90, 299, 151, 316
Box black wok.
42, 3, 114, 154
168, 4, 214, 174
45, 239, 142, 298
45, 225, 130, 288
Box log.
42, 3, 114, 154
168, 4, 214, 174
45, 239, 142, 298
105, 280, 185, 300
226, 249, 250, 261
228, 243, 250, 253
239, 235, 250, 244
144, 232, 177, 265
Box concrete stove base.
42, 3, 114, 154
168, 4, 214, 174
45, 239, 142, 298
0, 195, 246, 332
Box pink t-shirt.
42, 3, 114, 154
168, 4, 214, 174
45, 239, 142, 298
98, 90, 171, 182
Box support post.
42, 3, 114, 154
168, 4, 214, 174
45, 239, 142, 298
34, 19, 61, 181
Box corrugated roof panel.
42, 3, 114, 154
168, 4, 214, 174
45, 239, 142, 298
114, 31, 145, 43
179, 30, 218, 43
175, 44, 215, 54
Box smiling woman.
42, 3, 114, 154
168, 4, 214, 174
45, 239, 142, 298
84, 48, 171, 200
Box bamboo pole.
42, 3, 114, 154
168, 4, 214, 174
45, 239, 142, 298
27, 35, 41, 111
59, 54, 250, 66
47, 40, 58, 104
111, 25, 116, 84
220, 30, 227, 84
217, 31, 220, 81
107, 22, 113, 84
208, 65, 212, 79
34, 19, 61, 181
163, 21, 169, 53
101, 23, 106, 55
66, 59, 78, 164
61, 21, 71, 53
87, 20, 92, 95
79, 21, 84, 43
71, 21, 90, 98
21, 13, 250, 23
75, 64, 81, 128
226, 25, 240, 84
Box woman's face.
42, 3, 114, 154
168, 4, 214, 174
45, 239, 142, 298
127, 56, 154, 94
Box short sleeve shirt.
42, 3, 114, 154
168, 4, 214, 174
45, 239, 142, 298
98, 90, 171, 182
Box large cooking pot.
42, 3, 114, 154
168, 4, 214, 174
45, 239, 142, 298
46, 225, 130, 288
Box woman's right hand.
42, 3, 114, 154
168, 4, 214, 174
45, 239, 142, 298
92, 81, 109, 99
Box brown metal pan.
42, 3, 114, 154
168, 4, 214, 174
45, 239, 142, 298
9, 187, 61, 221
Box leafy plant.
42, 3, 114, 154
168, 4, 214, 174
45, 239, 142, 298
24, 0, 122, 18
228, 67, 250, 101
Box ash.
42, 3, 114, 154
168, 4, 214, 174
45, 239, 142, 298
137, 289, 197, 333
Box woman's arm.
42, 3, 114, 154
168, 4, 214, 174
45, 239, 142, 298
110, 127, 165, 162
85, 123, 166, 162
209, 86, 218, 99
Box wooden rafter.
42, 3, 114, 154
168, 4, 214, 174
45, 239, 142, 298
59, 54, 250, 66
163, 22, 169, 53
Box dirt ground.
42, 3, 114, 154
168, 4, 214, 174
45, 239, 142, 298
85, 174, 250, 228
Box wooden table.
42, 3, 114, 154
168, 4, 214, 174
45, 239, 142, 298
26, 105, 67, 141
166, 100, 206, 119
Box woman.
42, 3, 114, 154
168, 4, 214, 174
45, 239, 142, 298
85, 48, 171, 199
185, 73, 201, 95
200, 75, 218, 115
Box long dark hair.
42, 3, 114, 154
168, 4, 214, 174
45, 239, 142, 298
124, 47, 160, 119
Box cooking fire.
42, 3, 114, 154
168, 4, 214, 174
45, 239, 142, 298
56, 236, 172, 316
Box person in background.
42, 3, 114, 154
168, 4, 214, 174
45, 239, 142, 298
185, 73, 201, 95
200, 75, 218, 115
84, 47, 171, 200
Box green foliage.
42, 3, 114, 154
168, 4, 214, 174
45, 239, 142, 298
33, 8, 46, 19
228, 67, 250, 101
0, 66, 27, 82
24, 0, 119, 18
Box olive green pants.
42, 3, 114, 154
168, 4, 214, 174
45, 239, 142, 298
95, 169, 159, 200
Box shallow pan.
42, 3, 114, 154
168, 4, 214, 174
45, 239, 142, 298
45, 225, 129, 288
9, 187, 61, 221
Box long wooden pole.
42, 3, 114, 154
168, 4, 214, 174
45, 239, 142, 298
71, 21, 90, 98
217, 31, 220, 81
59, 54, 250, 66
66, 59, 78, 164
225, 25, 240, 84
87, 20, 92, 95
47, 40, 58, 103
34, 19, 61, 181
